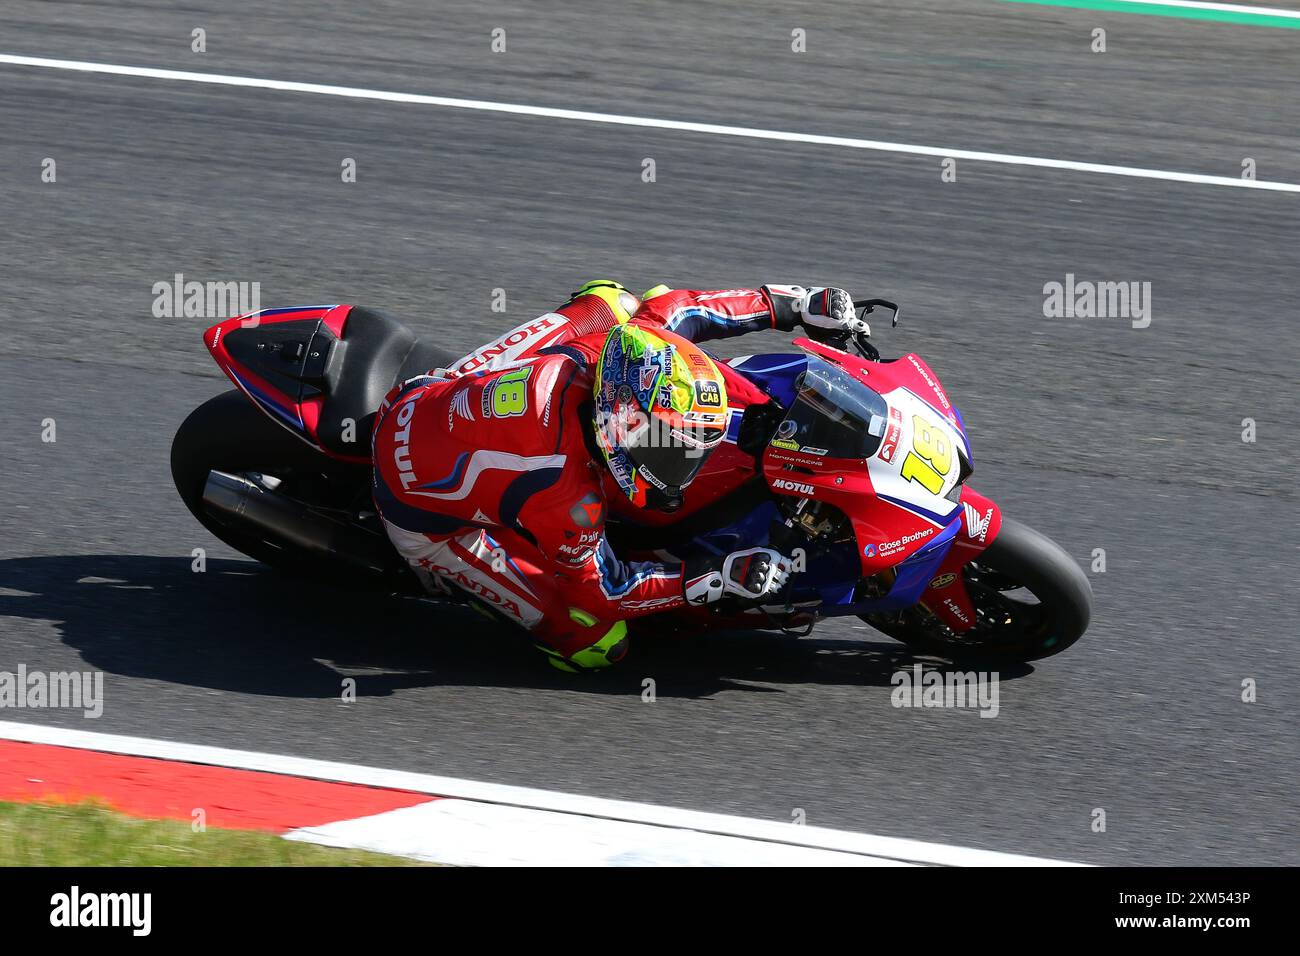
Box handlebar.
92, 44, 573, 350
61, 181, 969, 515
803, 297, 900, 361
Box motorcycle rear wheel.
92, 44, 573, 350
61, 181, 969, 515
861, 518, 1092, 663
170, 390, 398, 584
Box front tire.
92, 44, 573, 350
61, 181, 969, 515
862, 518, 1092, 663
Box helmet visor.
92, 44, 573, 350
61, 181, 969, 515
625, 425, 718, 493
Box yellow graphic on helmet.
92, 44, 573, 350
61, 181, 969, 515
592, 324, 729, 504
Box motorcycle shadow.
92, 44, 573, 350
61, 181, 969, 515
0, 554, 1031, 700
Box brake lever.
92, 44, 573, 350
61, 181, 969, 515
850, 298, 898, 361
853, 298, 901, 327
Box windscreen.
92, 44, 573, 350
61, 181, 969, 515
775, 358, 888, 459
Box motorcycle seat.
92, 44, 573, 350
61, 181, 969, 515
317, 306, 453, 457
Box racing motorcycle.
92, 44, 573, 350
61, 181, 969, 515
172, 301, 1091, 663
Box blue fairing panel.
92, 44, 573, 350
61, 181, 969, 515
687, 500, 781, 558
728, 354, 807, 407
827, 518, 961, 617
681, 500, 856, 607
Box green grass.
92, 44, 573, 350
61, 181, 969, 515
0, 800, 426, 866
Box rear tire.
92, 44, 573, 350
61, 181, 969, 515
862, 518, 1092, 663
170, 390, 383, 579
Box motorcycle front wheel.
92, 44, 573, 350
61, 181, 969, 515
861, 518, 1092, 663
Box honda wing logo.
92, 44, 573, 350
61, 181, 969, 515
963, 503, 993, 542
452, 388, 475, 423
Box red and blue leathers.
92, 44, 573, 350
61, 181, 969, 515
371, 284, 804, 669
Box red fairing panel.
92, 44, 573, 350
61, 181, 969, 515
771, 339, 971, 575
203, 304, 364, 461
795, 339, 962, 431
917, 486, 1002, 632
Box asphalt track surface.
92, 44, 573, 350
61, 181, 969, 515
1, 1, 1297, 865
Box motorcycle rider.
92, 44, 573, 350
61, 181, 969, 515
371, 281, 867, 671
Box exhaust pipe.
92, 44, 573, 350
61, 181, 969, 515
201, 470, 393, 574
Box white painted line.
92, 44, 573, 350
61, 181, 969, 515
286, 799, 913, 866
1099, 0, 1300, 17
0, 720, 1086, 866
0, 53, 1296, 194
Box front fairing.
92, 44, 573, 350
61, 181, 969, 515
761, 340, 971, 575
615, 340, 1001, 630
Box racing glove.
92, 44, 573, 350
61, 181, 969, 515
798, 286, 871, 335
683, 547, 792, 605
761, 285, 870, 337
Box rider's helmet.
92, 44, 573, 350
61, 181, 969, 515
592, 323, 728, 512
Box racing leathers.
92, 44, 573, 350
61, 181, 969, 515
370, 283, 850, 671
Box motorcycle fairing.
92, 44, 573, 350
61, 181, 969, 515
725, 353, 807, 407
666, 342, 1000, 627
754, 342, 968, 574
204, 304, 367, 462
670, 485, 998, 626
